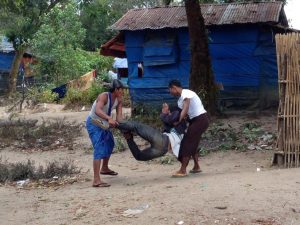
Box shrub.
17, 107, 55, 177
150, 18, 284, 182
0, 118, 82, 150
62, 87, 86, 105
112, 130, 127, 153
33, 49, 113, 86
25, 86, 58, 105
42, 161, 79, 179
62, 82, 108, 106
132, 105, 163, 129
122, 88, 131, 108
38, 89, 58, 103
0, 158, 9, 183
85, 83, 107, 104
8, 160, 35, 181
0, 159, 80, 183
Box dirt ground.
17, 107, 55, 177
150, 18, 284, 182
0, 105, 300, 225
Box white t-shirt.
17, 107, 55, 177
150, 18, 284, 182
177, 89, 206, 119
163, 129, 183, 158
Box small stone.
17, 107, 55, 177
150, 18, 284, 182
247, 144, 256, 150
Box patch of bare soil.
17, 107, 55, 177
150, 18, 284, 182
0, 109, 299, 225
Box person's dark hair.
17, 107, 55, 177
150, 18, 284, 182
168, 79, 182, 88
109, 79, 124, 92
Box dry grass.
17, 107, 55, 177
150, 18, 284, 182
122, 88, 131, 108
0, 158, 80, 183
200, 121, 276, 155
0, 118, 83, 151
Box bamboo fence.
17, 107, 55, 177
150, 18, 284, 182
276, 33, 300, 168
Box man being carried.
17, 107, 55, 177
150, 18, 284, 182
118, 103, 185, 161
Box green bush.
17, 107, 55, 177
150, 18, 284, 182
85, 83, 107, 104
62, 82, 108, 106
62, 87, 86, 105
38, 89, 59, 103
131, 105, 163, 129
76, 49, 113, 74
26, 86, 58, 104
33, 49, 113, 86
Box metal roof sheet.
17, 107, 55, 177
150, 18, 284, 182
111, 1, 287, 31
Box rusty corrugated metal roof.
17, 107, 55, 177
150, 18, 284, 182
111, 1, 287, 31
100, 33, 126, 58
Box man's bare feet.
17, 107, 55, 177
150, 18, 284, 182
93, 178, 101, 186
191, 166, 201, 171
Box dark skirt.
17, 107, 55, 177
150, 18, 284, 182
178, 113, 209, 162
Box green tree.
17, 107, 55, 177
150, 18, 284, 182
31, 2, 113, 85
0, 0, 67, 94
79, 0, 163, 51
79, 0, 121, 51
31, 3, 85, 85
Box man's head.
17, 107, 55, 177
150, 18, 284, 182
168, 79, 182, 97
162, 103, 170, 114
110, 79, 124, 97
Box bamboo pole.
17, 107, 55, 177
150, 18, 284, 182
276, 33, 300, 168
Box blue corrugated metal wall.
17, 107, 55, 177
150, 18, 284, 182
0, 52, 14, 72
124, 24, 278, 107
0, 52, 15, 91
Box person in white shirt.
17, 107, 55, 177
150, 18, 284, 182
168, 79, 209, 177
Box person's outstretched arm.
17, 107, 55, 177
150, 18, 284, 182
160, 110, 180, 125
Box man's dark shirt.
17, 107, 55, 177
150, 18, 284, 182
160, 110, 187, 134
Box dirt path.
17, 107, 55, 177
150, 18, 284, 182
1, 149, 300, 225
0, 103, 131, 122
1, 107, 300, 225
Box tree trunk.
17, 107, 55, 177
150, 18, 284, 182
185, 0, 216, 115
8, 48, 25, 95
